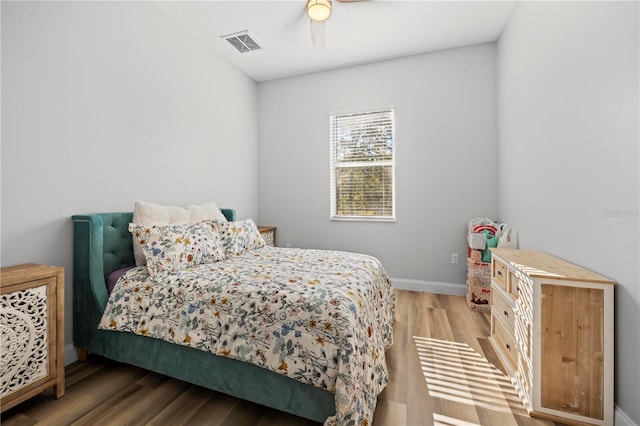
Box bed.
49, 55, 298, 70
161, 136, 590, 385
72, 209, 395, 425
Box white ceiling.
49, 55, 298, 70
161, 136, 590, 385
152, 1, 517, 82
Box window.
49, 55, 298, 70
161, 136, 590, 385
330, 108, 395, 221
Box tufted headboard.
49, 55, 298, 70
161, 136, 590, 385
72, 209, 236, 310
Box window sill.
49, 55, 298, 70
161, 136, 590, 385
330, 216, 396, 223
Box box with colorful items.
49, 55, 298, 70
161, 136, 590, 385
466, 218, 515, 311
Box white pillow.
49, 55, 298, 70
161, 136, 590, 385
132, 200, 228, 266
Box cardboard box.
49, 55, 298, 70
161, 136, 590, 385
466, 276, 491, 312
467, 258, 491, 278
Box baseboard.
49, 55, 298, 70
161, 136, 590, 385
616, 405, 638, 426
64, 343, 79, 366
391, 278, 466, 296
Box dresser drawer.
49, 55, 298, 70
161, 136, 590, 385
508, 270, 520, 300
492, 257, 508, 292
492, 288, 515, 335
492, 314, 517, 371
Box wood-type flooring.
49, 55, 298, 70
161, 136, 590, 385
1, 290, 558, 426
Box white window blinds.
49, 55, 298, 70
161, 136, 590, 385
330, 108, 395, 221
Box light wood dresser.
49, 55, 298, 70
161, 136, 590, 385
489, 249, 614, 426
0, 264, 65, 411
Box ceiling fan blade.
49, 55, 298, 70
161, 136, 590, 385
310, 20, 326, 49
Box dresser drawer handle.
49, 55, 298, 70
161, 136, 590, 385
497, 270, 503, 277
506, 343, 511, 351
503, 310, 509, 318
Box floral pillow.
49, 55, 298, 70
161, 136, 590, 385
131, 200, 228, 266
217, 219, 266, 257
129, 220, 225, 278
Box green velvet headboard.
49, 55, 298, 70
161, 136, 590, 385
72, 209, 235, 310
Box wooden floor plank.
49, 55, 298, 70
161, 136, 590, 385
218, 399, 266, 426
69, 382, 147, 426
63, 355, 111, 388
95, 377, 190, 425
1, 291, 561, 426
0, 412, 37, 426
255, 407, 320, 426
183, 393, 240, 426
424, 306, 484, 426
146, 385, 212, 425
405, 293, 437, 426
373, 398, 408, 426
7, 364, 148, 425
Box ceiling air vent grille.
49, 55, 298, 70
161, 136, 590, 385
222, 31, 263, 53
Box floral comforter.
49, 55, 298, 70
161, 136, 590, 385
99, 247, 395, 425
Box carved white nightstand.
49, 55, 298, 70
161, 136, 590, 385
1, 264, 65, 411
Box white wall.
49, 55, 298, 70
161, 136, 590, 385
497, 2, 639, 424
7, 1, 636, 420
258, 43, 498, 291
1, 1, 259, 355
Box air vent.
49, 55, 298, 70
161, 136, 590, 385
222, 30, 263, 53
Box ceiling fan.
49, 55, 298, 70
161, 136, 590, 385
306, 0, 364, 49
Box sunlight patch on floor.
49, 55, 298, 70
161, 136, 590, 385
414, 336, 529, 424
433, 412, 482, 426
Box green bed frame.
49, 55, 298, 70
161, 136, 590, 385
71, 210, 335, 423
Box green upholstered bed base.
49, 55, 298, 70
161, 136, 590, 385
72, 211, 335, 423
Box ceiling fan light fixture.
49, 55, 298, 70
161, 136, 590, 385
307, 0, 332, 22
